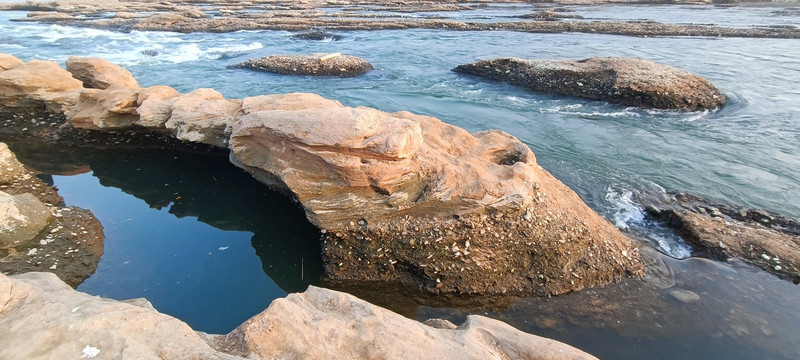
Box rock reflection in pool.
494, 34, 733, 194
11, 142, 322, 334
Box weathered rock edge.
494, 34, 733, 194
229, 53, 374, 77
0, 271, 599, 360
0, 52, 643, 296
454, 57, 726, 110
643, 191, 800, 283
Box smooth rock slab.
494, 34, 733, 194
453, 57, 726, 110
229, 53, 374, 77
0, 272, 599, 360
222, 285, 599, 360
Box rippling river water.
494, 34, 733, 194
1, 5, 799, 359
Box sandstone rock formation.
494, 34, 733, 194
0, 59, 82, 114
453, 57, 726, 110
644, 192, 800, 283
229, 53, 374, 77
0, 52, 643, 295
0, 53, 23, 71
0, 272, 599, 360
65, 56, 141, 89
230, 106, 642, 295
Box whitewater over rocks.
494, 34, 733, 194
0, 52, 643, 296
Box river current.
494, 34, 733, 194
1, 5, 799, 359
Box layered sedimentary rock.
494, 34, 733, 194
230, 103, 642, 295
453, 57, 726, 110
229, 53, 374, 77
0, 272, 599, 360
0, 52, 643, 295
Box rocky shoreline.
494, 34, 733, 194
0, 53, 644, 296
1, 0, 799, 38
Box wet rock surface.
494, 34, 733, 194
229, 53, 374, 77
2, 0, 799, 38
453, 57, 726, 110
0, 142, 104, 288
0, 52, 644, 295
644, 191, 800, 283
0, 272, 600, 360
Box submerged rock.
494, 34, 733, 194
453, 57, 726, 111
229, 53, 374, 77
0, 52, 644, 296
644, 191, 800, 283
291, 30, 343, 41
0, 272, 599, 360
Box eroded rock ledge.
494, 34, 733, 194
644, 192, 800, 283
453, 57, 726, 111
0, 52, 643, 296
0, 271, 598, 359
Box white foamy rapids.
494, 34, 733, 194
604, 186, 692, 259
645, 107, 711, 122
541, 103, 643, 118
605, 187, 644, 230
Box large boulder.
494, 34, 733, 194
135, 85, 182, 129
0, 58, 83, 114
0, 53, 23, 71
230, 93, 642, 295
0, 272, 599, 360
65, 55, 141, 89
229, 53, 374, 77
453, 57, 726, 111
68, 86, 140, 130
0, 191, 51, 248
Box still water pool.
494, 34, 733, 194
1, 6, 799, 359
